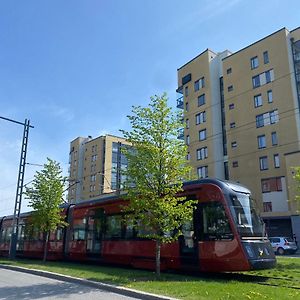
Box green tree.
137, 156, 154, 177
293, 167, 300, 214
120, 93, 196, 276
25, 158, 67, 262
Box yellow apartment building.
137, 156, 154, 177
67, 134, 130, 203
177, 27, 300, 239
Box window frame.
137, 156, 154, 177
198, 94, 205, 106
199, 129, 207, 141
254, 94, 263, 108
257, 135, 266, 149
259, 156, 268, 171
271, 131, 278, 146
196, 147, 208, 160
267, 90, 273, 103
251, 56, 259, 69
263, 51, 269, 64
274, 154, 280, 168
195, 111, 206, 125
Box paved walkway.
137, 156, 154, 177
0, 268, 140, 300
0, 264, 176, 300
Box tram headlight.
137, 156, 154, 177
244, 244, 255, 258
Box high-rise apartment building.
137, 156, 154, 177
67, 134, 130, 203
177, 27, 300, 239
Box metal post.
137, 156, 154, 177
9, 119, 30, 259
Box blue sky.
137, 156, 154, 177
0, 0, 299, 214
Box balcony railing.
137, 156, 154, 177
177, 128, 184, 140
176, 96, 184, 109
294, 52, 300, 63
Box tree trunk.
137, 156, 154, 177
43, 231, 49, 263
155, 239, 161, 277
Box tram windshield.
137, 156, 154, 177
229, 193, 264, 237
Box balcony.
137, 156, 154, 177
177, 128, 184, 140
294, 52, 300, 63
176, 96, 184, 109
180, 116, 184, 124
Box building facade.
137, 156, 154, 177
177, 27, 300, 239
67, 134, 130, 203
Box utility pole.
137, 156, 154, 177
0, 116, 34, 259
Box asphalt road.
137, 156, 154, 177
0, 268, 141, 300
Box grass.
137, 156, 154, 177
0, 257, 299, 300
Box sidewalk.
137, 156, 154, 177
0, 264, 177, 300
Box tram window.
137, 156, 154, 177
0, 228, 6, 242
72, 218, 87, 241
199, 202, 233, 241
57, 228, 63, 240
73, 228, 86, 241
124, 219, 135, 239
105, 215, 122, 239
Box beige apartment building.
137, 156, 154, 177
67, 134, 130, 203
177, 27, 300, 239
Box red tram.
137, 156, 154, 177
0, 179, 276, 272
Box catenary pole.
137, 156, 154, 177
0, 116, 34, 259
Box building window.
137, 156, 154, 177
197, 147, 208, 160
230, 122, 236, 128
263, 202, 272, 212
199, 129, 207, 141
194, 80, 199, 91
263, 51, 269, 64
194, 77, 205, 91
270, 110, 279, 124
254, 94, 262, 107
197, 166, 208, 178
232, 161, 239, 168
231, 141, 237, 148
259, 156, 268, 170
185, 86, 189, 96
256, 110, 279, 128
257, 135, 266, 149
185, 102, 189, 112
267, 90, 273, 103
91, 154, 98, 162
186, 135, 190, 145
271, 132, 278, 146
265, 70, 272, 83
251, 56, 259, 69
256, 114, 264, 128
252, 75, 260, 88
227, 68, 232, 74
195, 111, 206, 125
274, 154, 280, 168
186, 152, 190, 161
229, 103, 234, 110
186, 119, 190, 129
198, 94, 205, 106
261, 177, 282, 193
228, 85, 233, 92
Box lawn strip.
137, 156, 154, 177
0, 257, 299, 300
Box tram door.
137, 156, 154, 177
86, 208, 104, 256
179, 196, 199, 266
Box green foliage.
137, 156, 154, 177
293, 166, 300, 213
25, 158, 67, 238
120, 93, 196, 243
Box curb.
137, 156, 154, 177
0, 264, 178, 300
